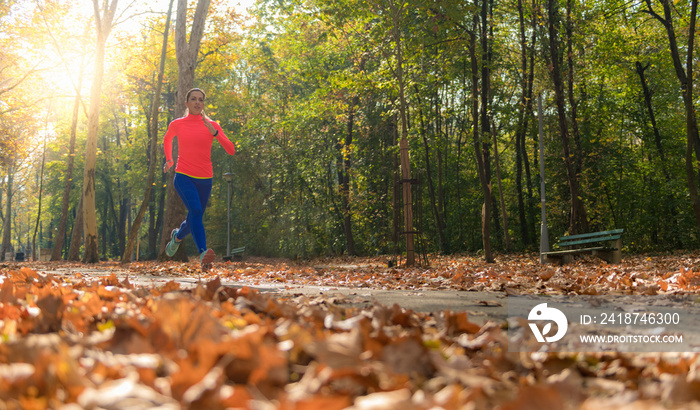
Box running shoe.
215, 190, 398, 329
165, 228, 181, 257
200, 249, 215, 271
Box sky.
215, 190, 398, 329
77, 0, 257, 33
37, 0, 257, 97
0, 0, 260, 149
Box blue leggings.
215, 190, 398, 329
173, 173, 212, 254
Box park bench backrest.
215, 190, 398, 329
557, 229, 624, 248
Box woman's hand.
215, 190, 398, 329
201, 111, 218, 136
164, 159, 174, 173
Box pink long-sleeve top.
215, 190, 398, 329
163, 114, 236, 178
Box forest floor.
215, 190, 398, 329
2, 252, 700, 408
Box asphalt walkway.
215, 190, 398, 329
22, 261, 700, 353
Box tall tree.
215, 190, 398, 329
81, 0, 119, 263
415, 87, 448, 253
338, 94, 358, 256
546, 0, 589, 234
515, 0, 537, 247
0, 164, 14, 260
642, 0, 700, 229
468, 4, 495, 263
635, 61, 671, 182
34, 0, 90, 261
159, 0, 211, 260
635, 60, 681, 246
51, 52, 87, 261
481, 0, 510, 252
67, 196, 83, 261
379, 0, 416, 266
52, 72, 84, 261
32, 103, 51, 261
122, 0, 175, 263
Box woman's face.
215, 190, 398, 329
185, 90, 205, 115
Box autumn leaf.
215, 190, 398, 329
444, 310, 482, 336
0, 254, 699, 408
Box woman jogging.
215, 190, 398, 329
163, 88, 236, 270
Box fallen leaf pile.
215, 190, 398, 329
1, 253, 700, 408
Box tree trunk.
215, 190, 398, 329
479, 0, 495, 261
566, 0, 584, 176
469, 9, 494, 263
685, 0, 700, 227
635, 61, 683, 246
32, 122, 48, 261
643, 0, 700, 231
383, 0, 416, 266
492, 131, 511, 252
434, 90, 447, 239
636, 61, 672, 181
547, 0, 588, 234
67, 194, 84, 261
415, 87, 447, 253
159, 0, 211, 261
81, 0, 118, 263
391, 117, 401, 257
51, 66, 83, 261
480, 0, 509, 252
151, 171, 166, 258
686, 140, 700, 224
515, 0, 530, 247
523, 6, 537, 246
122, 0, 174, 263
338, 95, 358, 256
117, 196, 128, 257
1, 168, 13, 261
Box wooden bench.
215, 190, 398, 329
223, 246, 246, 262
542, 229, 624, 265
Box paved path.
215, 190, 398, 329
33, 263, 509, 323
27, 262, 700, 352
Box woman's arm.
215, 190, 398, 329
213, 123, 236, 155
163, 122, 177, 172
203, 114, 235, 155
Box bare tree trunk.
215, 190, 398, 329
51, 67, 83, 261
643, 0, 700, 230
339, 95, 358, 256
415, 87, 447, 252
81, 0, 118, 263
566, 0, 583, 176
385, 0, 415, 266
635, 60, 682, 246
469, 9, 494, 263
515, 0, 537, 248
123, 0, 174, 263
547, 0, 588, 234
492, 131, 511, 252
481, 0, 510, 252
686, 140, 700, 224
32, 113, 49, 261
1, 168, 13, 261
636, 62, 671, 180
684, 1, 700, 227
515, 0, 529, 247
159, 0, 211, 261
391, 117, 401, 257
67, 195, 83, 261
151, 170, 166, 258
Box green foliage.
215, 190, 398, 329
6, 0, 700, 259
